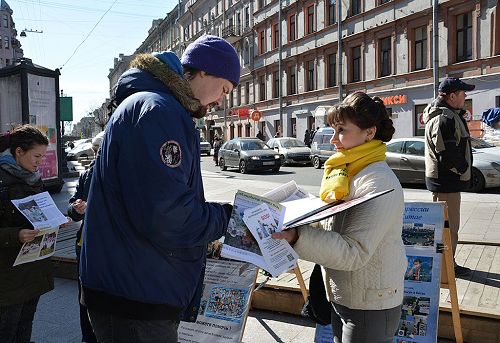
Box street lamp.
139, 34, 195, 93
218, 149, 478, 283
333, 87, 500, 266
19, 29, 43, 37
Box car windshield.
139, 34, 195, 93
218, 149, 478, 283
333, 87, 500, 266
281, 139, 306, 148
471, 138, 494, 149
240, 140, 269, 151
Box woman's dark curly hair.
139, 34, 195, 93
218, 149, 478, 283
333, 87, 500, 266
326, 91, 396, 142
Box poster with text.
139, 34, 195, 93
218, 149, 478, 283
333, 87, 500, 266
178, 259, 258, 343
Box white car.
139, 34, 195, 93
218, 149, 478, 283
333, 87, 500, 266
386, 137, 500, 192
66, 142, 95, 161
200, 137, 211, 156
267, 137, 312, 165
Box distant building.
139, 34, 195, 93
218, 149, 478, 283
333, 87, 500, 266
0, 0, 23, 68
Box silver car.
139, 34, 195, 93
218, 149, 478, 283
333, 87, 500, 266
386, 137, 500, 192
267, 137, 312, 166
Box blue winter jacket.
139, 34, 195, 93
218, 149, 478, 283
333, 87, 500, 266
79, 52, 230, 321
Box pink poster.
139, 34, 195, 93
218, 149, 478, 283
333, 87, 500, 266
39, 150, 58, 180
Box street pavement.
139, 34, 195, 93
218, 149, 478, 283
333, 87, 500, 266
32, 158, 498, 342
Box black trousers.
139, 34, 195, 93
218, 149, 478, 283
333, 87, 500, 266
0, 296, 40, 343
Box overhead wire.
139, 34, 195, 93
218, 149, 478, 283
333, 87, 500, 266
60, 0, 119, 70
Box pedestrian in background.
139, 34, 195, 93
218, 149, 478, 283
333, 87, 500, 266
67, 133, 103, 343
213, 135, 223, 166
423, 77, 475, 277
0, 125, 51, 342
304, 129, 311, 147
79, 35, 237, 343
256, 130, 265, 141
273, 92, 406, 343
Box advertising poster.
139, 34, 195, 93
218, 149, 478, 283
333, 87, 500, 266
394, 202, 444, 343
27, 74, 58, 180
178, 259, 258, 343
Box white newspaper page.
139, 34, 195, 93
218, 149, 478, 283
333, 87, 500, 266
13, 227, 59, 266
178, 259, 258, 343
221, 191, 285, 271
11, 191, 67, 229
262, 180, 312, 202
243, 204, 298, 277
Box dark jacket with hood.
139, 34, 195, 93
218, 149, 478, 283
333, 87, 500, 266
79, 52, 231, 322
0, 165, 54, 306
423, 97, 472, 192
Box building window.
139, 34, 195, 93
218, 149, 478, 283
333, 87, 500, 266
229, 92, 234, 108
243, 41, 250, 65
259, 75, 266, 101
288, 66, 296, 95
327, 53, 337, 87
3, 14, 7, 28
306, 5, 315, 35
245, 82, 250, 104
259, 30, 266, 55
288, 14, 296, 42
237, 84, 242, 106
351, 0, 361, 16
4, 36, 9, 49
351, 46, 361, 82
306, 60, 315, 91
258, 0, 265, 10
380, 37, 391, 77
456, 12, 472, 62
272, 23, 279, 49
273, 71, 279, 98
379, 0, 391, 4
291, 117, 296, 137
274, 119, 281, 136
244, 6, 250, 29
414, 26, 427, 70
327, 1, 336, 26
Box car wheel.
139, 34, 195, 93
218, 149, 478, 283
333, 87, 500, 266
313, 156, 321, 169
207, 151, 211, 156
272, 167, 280, 173
219, 158, 227, 171
239, 160, 247, 174
469, 167, 485, 192
280, 155, 285, 165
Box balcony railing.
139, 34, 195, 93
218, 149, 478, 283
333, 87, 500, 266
222, 25, 241, 44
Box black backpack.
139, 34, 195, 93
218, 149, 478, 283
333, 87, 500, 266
301, 264, 332, 325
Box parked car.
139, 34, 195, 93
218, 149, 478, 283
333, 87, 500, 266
267, 137, 312, 165
218, 137, 281, 173
66, 142, 95, 161
200, 137, 211, 156
386, 137, 500, 192
65, 138, 91, 153
310, 127, 336, 168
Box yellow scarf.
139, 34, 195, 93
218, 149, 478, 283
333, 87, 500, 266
319, 140, 387, 202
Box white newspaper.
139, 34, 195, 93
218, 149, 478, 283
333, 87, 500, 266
243, 204, 298, 277
13, 227, 59, 266
10, 191, 66, 266
11, 191, 68, 230
221, 191, 285, 273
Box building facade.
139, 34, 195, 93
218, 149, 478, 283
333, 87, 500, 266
0, 0, 23, 68
108, 0, 500, 142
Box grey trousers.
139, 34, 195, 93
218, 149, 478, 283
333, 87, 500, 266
88, 309, 179, 343
331, 302, 401, 343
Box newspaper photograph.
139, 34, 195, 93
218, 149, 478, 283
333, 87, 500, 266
242, 204, 298, 277
221, 191, 285, 272
178, 259, 258, 343
11, 191, 68, 230
13, 227, 59, 266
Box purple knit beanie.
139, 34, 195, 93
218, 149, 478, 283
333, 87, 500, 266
181, 35, 241, 86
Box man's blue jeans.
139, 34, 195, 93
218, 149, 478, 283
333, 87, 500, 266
88, 309, 179, 343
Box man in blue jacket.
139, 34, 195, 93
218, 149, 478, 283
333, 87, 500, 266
80, 35, 239, 342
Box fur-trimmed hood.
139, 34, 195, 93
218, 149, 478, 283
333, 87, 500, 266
114, 52, 205, 117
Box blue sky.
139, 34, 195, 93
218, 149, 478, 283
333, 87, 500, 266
9, 0, 178, 124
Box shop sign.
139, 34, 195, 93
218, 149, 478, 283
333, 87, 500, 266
381, 95, 407, 106
237, 108, 249, 118
251, 110, 262, 122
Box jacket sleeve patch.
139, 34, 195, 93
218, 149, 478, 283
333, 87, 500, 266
160, 140, 182, 168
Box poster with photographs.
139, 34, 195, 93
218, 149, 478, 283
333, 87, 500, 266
394, 202, 444, 343
178, 258, 258, 343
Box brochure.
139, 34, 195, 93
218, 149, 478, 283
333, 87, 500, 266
242, 204, 298, 277
10, 191, 67, 266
